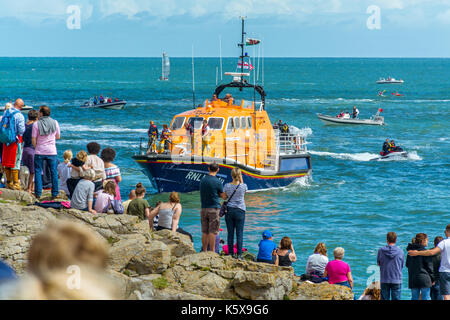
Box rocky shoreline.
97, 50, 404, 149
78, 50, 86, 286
0, 189, 354, 300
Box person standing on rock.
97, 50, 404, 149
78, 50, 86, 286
32, 105, 60, 200
377, 231, 404, 300
199, 162, 226, 253
223, 168, 247, 260
1, 99, 26, 190
408, 225, 450, 301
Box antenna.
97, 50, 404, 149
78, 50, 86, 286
219, 35, 223, 82
238, 16, 247, 85
192, 45, 196, 109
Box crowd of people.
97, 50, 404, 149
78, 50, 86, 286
1, 100, 449, 301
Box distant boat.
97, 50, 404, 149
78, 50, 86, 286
81, 98, 126, 110
159, 52, 170, 81
376, 77, 404, 84
317, 109, 385, 126
0, 105, 33, 113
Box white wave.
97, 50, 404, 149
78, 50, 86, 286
60, 123, 147, 133
290, 126, 313, 138
439, 137, 448, 142
309, 150, 379, 162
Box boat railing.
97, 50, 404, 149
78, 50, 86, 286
275, 131, 308, 155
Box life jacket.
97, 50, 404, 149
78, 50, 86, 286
0, 109, 20, 145
281, 124, 289, 134
161, 128, 170, 140
149, 125, 158, 136
201, 124, 209, 136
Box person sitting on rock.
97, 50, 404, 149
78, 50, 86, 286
127, 183, 151, 224
122, 189, 136, 215
322, 247, 354, 290
149, 192, 193, 242
256, 230, 277, 264
275, 237, 297, 267
70, 168, 97, 214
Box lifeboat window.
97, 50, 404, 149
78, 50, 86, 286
207, 117, 224, 130
234, 117, 240, 129
188, 117, 204, 129
247, 117, 252, 129
226, 117, 234, 133
240, 117, 246, 129
171, 117, 186, 130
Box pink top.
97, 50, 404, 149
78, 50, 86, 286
94, 190, 114, 213
32, 121, 60, 155
325, 260, 351, 284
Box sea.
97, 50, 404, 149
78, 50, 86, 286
0, 57, 449, 298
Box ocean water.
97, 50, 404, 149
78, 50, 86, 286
1, 57, 449, 298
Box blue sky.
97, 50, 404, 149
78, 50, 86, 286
0, 0, 449, 57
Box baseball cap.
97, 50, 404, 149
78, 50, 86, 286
262, 230, 272, 239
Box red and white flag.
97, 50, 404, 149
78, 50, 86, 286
237, 60, 254, 71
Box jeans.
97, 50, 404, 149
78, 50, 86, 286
335, 281, 352, 290
224, 207, 245, 256
34, 154, 59, 198
431, 282, 443, 300
411, 287, 431, 300
380, 283, 402, 300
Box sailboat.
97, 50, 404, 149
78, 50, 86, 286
159, 52, 170, 81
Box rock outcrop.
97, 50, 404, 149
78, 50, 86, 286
0, 189, 354, 300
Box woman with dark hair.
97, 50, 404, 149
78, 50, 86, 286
406, 233, 434, 300
100, 147, 122, 201
22, 110, 39, 193
127, 183, 150, 223
149, 192, 193, 242
275, 237, 297, 267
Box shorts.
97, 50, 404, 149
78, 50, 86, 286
201, 208, 220, 235
439, 272, 450, 296
22, 147, 35, 174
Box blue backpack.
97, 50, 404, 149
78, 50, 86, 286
0, 109, 19, 146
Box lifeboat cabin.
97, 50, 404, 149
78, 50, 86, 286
133, 78, 312, 193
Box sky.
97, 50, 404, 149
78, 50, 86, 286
0, 0, 449, 57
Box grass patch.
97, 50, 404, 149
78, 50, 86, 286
0, 200, 8, 204
283, 294, 290, 300
122, 270, 131, 277
201, 267, 211, 272
152, 277, 169, 290
107, 237, 120, 245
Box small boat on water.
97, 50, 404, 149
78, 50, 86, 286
0, 105, 33, 113
132, 18, 312, 193
370, 150, 408, 161
317, 109, 385, 126
81, 98, 127, 110
159, 52, 170, 81
376, 77, 404, 84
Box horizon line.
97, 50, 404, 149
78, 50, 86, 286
0, 56, 449, 59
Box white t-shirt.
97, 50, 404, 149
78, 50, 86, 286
438, 238, 450, 273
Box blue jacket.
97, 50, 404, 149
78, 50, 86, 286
377, 245, 405, 284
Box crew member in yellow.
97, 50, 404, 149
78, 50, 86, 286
158, 124, 172, 154
201, 120, 211, 156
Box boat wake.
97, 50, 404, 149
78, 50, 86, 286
290, 126, 313, 138
309, 150, 379, 162
309, 150, 422, 162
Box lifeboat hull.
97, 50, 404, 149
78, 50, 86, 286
133, 154, 312, 193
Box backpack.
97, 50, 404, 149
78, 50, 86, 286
0, 109, 19, 145
102, 197, 124, 215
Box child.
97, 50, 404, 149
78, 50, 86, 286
275, 237, 297, 267
70, 168, 96, 214
67, 150, 88, 198
85, 142, 106, 191
122, 189, 136, 215
94, 180, 116, 214
22, 110, 39, 193
257, 230, 277, 264
57, 150, 73, 197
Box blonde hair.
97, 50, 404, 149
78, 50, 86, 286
27, 221, 109, 278
5, 102, 13, 110
63, 150, 73, 164
76, 150, 88, 163
362, 281, 381, 300
333, 247, 345, 260
314, 242, 327, 257
231, 168, 242, 182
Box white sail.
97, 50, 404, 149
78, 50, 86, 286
160, 52, 170, 81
